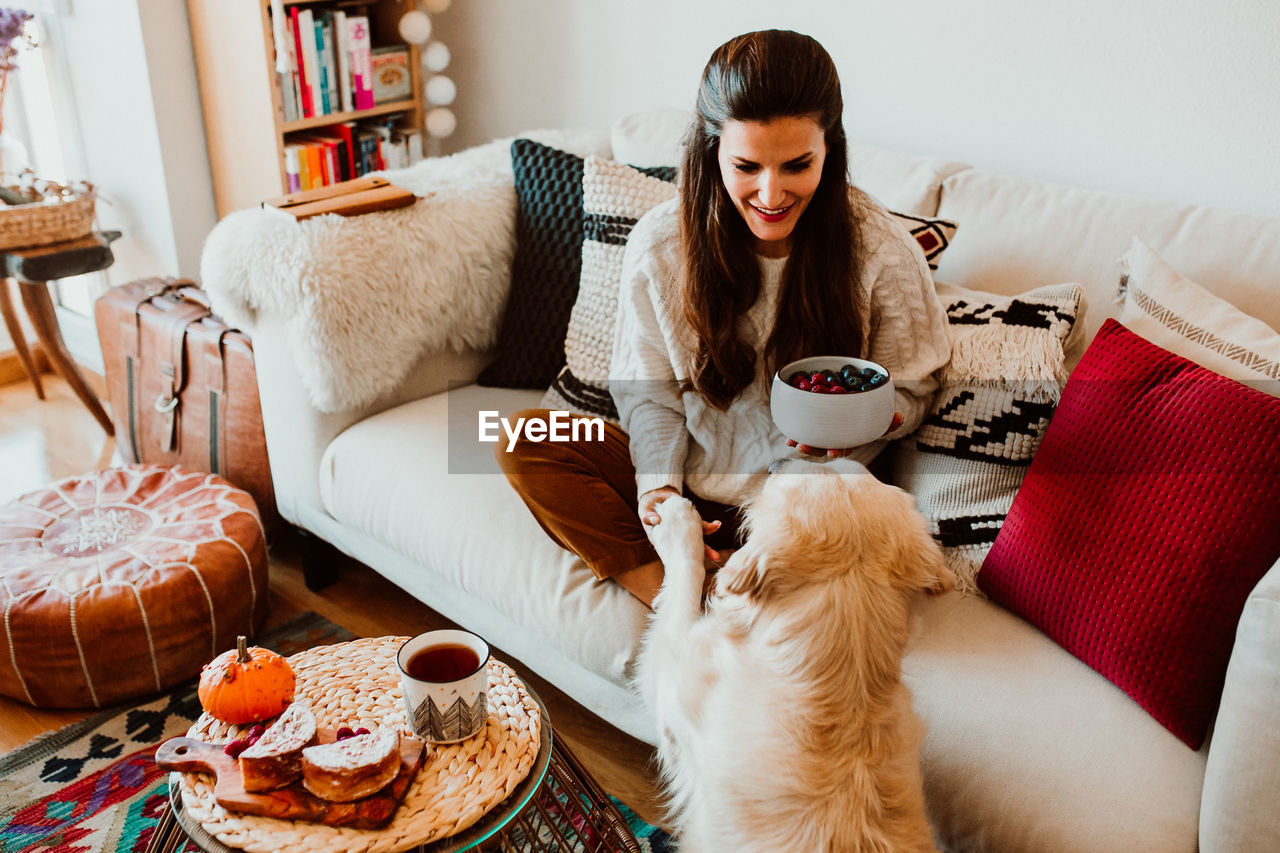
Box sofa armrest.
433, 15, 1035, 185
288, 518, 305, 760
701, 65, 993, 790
1199, 557, 1280, 852
248, 308, 492, 525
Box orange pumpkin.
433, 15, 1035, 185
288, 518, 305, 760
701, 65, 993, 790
198, 635, 296, 724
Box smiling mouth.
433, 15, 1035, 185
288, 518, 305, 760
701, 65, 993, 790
750, 203, 793, 221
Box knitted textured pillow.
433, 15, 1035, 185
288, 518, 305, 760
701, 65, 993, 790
979, 319, 1280, 749
891, 281, 1085, 593
541, 156, 677, 418
478, 139, 585, 389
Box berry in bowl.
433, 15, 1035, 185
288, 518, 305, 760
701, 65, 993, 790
770, 356, 895, 449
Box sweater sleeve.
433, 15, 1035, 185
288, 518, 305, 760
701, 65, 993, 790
610, 212, 689, 499
860, 209, 952, 440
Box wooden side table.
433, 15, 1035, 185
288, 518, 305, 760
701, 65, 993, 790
0, 230, 119, 434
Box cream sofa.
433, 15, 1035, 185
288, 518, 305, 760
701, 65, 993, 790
202, 115, 1280, 852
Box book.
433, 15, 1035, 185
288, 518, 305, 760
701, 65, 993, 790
333, 10, 355, 114
296, 142, 313, 190
316, 122, 359, 181
314, 13, 331, 115
290, 7, 313, 118
284, 145, 302, 194
296, 133, 349, 183
281, 16, 300, 122
346, 15, 375, 111
371, 45, 412, 104
297, 8, 321, 119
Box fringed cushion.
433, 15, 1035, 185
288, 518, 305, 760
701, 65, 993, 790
891, 280, 1086, 593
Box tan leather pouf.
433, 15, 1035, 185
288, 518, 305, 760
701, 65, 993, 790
0, 464, 268, 708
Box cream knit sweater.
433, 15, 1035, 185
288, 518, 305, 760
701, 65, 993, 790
610, 190, 951, 506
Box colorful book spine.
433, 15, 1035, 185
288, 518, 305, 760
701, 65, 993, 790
298, 9, 321, 119
284, 145, 301, 193
317, 122, 358, 181
333, 10, 355, 113
314, 14, 331, 115
290, 7, 313, 118
281, 17, 299, 122
347, 15, 375, 111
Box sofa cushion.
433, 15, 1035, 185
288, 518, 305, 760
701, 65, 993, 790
905, 591, 1204, 853
890, 281, 1084, 592
1119, 238, 1280, 396
541, 156, 678, 419
479, 139, 588, 389
317, 384, 651, 708
935, 169, 1280, 347
980, 320, 1280, 748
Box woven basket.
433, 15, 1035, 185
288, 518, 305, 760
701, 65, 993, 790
0, 183, 95, 251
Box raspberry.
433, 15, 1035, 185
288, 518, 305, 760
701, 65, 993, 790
224, 738, 251, 758
336, 726, 355, 740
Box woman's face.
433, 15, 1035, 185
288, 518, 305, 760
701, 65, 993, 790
717, 115, 827, 259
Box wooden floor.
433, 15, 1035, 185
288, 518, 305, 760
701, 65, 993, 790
0, 372, 667, 828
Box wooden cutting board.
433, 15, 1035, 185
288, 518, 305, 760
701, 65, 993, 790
155, 728, 425, 830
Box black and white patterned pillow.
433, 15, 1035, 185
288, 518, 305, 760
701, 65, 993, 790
541, 156, 677, 419
891, 211, 956, 271
478, 139, 586, 389
891, 281, 1086, 593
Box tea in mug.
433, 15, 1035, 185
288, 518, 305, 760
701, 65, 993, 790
405, 643, 481, 683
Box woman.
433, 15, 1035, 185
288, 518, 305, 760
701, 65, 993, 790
499, 30, 950, 607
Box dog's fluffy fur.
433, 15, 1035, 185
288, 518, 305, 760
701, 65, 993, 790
637, 458, 954, 853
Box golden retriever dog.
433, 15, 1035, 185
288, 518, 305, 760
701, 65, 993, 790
637, 457, 953, 853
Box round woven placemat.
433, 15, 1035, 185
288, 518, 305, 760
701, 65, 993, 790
178, 636, 541, 853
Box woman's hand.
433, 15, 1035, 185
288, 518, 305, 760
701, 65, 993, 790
785, 412, 904, 457
639, 486, 724, 563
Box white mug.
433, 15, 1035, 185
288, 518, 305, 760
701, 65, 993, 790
397, 629, 490, 743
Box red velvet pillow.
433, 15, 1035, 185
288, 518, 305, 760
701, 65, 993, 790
979, 319, 1280, 748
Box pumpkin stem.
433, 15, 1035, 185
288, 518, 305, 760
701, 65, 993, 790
236, 635, 251, 664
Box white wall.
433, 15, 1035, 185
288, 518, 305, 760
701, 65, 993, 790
435, 0, 1280, 219
45, 0, 215, 287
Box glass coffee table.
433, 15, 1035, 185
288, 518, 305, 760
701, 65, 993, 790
145, 638, 642, 853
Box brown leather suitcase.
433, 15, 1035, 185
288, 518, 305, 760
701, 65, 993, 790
95, 277, 279, 530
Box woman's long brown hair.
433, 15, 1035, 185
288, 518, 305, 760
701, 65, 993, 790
680, 29, 864, 411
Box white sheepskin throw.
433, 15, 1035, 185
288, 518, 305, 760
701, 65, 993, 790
200, 128, 611, 413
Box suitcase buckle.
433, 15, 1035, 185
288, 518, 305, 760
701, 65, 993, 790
155, 393, 179, 413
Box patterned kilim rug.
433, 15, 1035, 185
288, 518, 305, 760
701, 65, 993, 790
0, 611, 674, 853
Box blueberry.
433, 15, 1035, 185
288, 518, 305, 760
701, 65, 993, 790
860, 366, 877, 378
869, 372, 887, 387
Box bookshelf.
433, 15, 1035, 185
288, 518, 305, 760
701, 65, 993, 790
187, 0, 425, 217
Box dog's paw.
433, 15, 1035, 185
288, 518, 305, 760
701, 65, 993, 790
649, 496, 705, 566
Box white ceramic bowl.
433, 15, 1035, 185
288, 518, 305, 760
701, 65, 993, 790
770, 356, 895, 448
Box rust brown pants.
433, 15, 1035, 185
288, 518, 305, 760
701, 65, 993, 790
495, 409, 739, 579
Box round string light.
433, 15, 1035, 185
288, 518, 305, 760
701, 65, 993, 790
425, 75, 456, 106
426, 107, 457, 138
423, 40, 451, 72
397, 10, 432, 45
